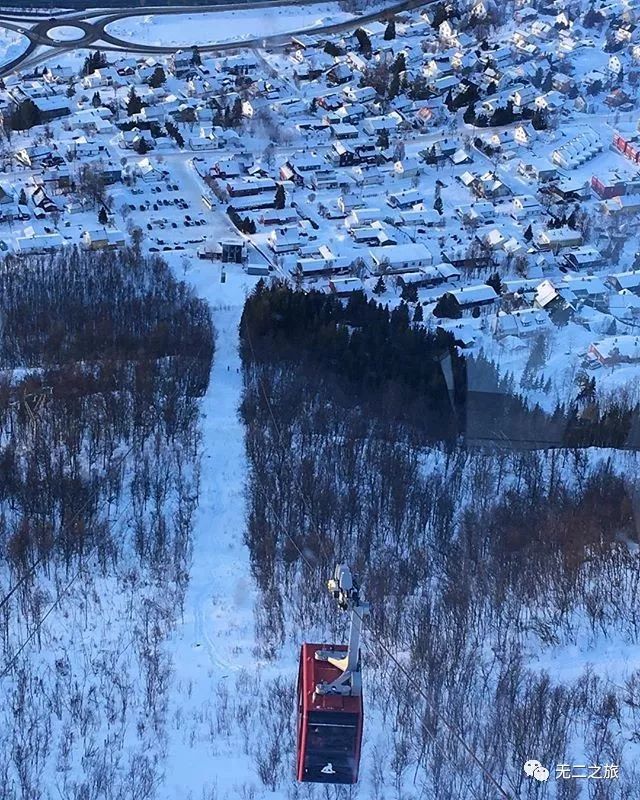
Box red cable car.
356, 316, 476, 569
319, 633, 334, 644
296, 565, 369, 785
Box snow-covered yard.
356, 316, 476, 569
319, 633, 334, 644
104, 4, 355, 47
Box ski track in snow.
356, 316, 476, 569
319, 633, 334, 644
161, 273, 270, 798
184, 304, 248, 673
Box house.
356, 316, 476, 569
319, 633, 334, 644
549, 177, 591, 201
343, 85, 376, 104
590, 172, 638, 200
328, 277, 363, 297
394, 157, 421, 178
137, 158, 163, 182
32, 96, 71, 121
362, 114, 400, 136
562, 246, 604, 270
220, 238, 246, 263
268, 226, 301, 253
34, 167, 72, 195
395, 266, 454, 289
609, 290, 640, 320
226, 176, 277, 198
81, 227, 126, 250
534, 279, 562, 310
442, 241, 491, 270
15, 232, 65, 255
513, 123, 537, 147
477, 172, 511, 199
561, 275, 608, 307
15, 146, 58, 168
172, 50, 197, 77
601, 194, 640, 215
220, 54, 258, 76
327, 64, 353, 85
518, 158, 558, 182
511, 195, 542, 218
491, 308, 551, 338
387, 188, 423, 209
535, 227, 583, 251
588, 335, 640, 365
607, 270, 640, 294
448, 284, 499, 310
330, 122, 359, 140
368, 243, 433, 274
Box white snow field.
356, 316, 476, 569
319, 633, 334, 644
104, 3, 355, 47
47, 25, 86, 42
0, 27, 29, 68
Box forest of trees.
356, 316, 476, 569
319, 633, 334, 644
0, 248, 214, 799
240, 284, 640, 451
240, 282, 640, 799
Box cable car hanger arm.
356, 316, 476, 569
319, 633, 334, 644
314, 564, 369, 698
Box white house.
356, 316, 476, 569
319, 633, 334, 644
368, 243, 433, 273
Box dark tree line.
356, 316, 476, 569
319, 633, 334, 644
240, 284, 638, 451
240, 282, 465, 442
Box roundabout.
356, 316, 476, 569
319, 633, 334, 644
0, 0, 431, 76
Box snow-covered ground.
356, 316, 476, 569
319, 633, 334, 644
47, 25, 86, 42
0, 27, 29, 68
104, 4, 355, 47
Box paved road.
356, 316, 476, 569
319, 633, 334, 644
0, 0, 432, 76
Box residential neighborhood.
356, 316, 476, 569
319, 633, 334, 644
1, 0, 640, 401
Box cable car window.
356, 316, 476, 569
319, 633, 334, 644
307, 723, 357, 755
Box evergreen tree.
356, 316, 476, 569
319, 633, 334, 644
92, 91, 102, 108
377, 129, 390, 149
134, 137, 149, 155
434, 195, 444, 215
148, 66, 166, 88
11, 99, 41, 131
389, 71, 401, 99
433, 293, 462, 319
413, 303, 424, 323
191, 46, 202, 66
392, 52, 406, 75
487, 271, 502, 295
384, 19, 396, 40
274, 184, 286, 210
524, 223, 533, 242
354, 28, 372, 55
127, 87, 143, 116
531, 107, 549, 130
18, 188, 27, 206
521, 334, 548, 389
445, 88, 454, 112
401, 282, 419, 302
231, 96, 243, 126
431, 2, 449, 29
324, 41, 342, 57
463, 102, 476, 124
576, 371, 597, 404
98, 206, 108, 225
373, 275, 386, 295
